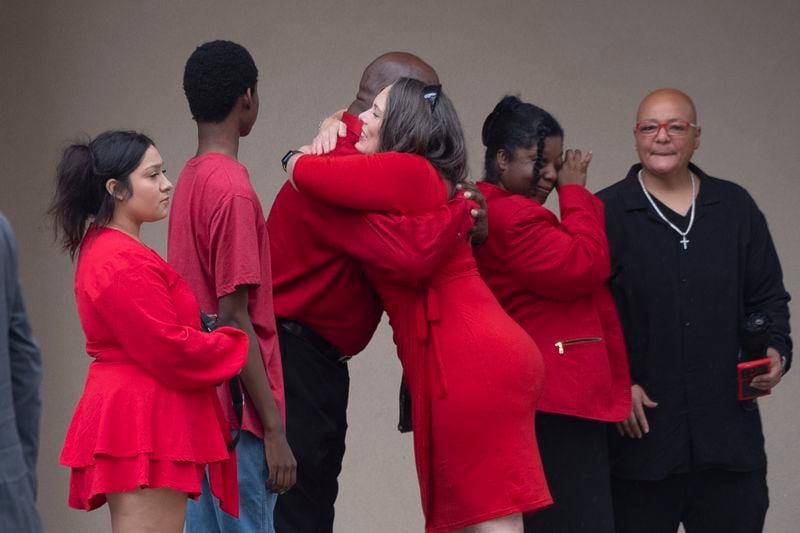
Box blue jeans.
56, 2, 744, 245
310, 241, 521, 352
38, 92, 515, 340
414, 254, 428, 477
186, 431, 276, 533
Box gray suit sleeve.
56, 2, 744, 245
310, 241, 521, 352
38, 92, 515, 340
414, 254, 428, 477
1, 215, 42, 497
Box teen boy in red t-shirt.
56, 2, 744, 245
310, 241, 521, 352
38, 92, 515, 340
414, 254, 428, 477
168, 40, 295, 533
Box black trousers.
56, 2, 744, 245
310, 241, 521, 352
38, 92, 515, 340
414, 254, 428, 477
611, 468, 768, 533
273, 322, 350, 533
524, 412, 615, 533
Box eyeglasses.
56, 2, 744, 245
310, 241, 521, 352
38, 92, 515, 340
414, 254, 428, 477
635, 120, 698, 137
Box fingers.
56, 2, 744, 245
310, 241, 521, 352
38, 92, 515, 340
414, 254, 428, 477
619, 414, 641, 438
322, 127, 335, 153
631, 401, 648, 437
582, 150, 593, 168
619, 385, 658, 439
311, 134, 324, 155
268, 460, 298, 494
750, 368, 781, 390
265, 436, 298, 494
750, 350, 783, 390
562, 149, 592, 167
318, 130, 332, 154
311, 119, 344, 155
458, 182, 487, 210
640, 389, 659, 408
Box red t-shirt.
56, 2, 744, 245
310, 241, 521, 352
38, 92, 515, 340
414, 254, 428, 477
168, 153, 284, 437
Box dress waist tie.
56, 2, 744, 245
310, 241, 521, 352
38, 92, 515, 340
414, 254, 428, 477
410, 284, 448, 526
416, 285, 449, 399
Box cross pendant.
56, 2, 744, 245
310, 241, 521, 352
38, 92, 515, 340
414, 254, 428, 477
680, 236, 690, 250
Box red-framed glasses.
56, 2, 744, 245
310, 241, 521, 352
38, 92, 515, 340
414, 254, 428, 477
635, 120, 698, 137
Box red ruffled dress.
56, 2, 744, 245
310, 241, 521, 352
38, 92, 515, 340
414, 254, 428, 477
59, 226, 248, 515
293, 153, 552, 532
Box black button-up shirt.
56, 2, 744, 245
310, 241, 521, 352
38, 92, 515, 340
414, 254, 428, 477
598, 163, 792, 480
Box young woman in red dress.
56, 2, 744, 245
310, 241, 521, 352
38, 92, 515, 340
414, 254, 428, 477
50, 130, 248, 533
474, 96, 631, 533
283, 80, 551, 533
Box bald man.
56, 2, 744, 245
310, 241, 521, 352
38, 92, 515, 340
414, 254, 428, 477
268, 52, 477, 532
597, 89, 792, 533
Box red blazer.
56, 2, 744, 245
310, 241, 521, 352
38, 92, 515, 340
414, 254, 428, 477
475, 182, 630, 421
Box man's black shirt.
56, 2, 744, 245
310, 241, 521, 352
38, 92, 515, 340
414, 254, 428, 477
598, 163, 792, 480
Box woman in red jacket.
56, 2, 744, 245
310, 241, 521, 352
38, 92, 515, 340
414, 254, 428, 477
50, 131, 248, 533
284, 80, 551, 532
474, 96, 631, 533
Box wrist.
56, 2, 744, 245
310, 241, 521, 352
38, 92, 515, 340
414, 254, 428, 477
262, 422, 286, 439
281, 149, 304, 172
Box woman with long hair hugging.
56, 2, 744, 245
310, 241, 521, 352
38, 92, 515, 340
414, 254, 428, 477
283, 80, 551, 532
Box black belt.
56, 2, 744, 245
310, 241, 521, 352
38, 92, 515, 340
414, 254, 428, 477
278, 319, 352, 364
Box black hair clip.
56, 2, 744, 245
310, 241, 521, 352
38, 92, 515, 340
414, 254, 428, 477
423, 84, 442, 111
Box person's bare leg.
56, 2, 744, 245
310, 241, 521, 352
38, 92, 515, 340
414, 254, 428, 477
107, 487, 187, 533
453, 512, 523, 533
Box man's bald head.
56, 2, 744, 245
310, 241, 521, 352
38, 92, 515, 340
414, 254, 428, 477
637, 88, 698, 124
348, 52, 439, 115
635, 88, 701, 180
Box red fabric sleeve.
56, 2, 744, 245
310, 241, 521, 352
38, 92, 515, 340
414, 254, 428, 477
209, 195, 263, 298
293, 152, 446, 214
312, 197, 474, 284
328, 112, 362, 155
505, 185, 611, 300
94, 263, 248, 390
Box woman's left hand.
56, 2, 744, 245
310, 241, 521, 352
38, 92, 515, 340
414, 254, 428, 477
557, 149, 592, 188
310, 115, 348, 155
749, 347, 784, 391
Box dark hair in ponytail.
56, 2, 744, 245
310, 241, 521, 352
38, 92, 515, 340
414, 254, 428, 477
49, 130, 154, 259
481, 95, 563, 187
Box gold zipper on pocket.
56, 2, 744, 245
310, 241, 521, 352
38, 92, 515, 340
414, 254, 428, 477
554, 337, 603, 355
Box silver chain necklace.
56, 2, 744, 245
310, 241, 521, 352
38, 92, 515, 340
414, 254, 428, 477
637, 169, 696, 250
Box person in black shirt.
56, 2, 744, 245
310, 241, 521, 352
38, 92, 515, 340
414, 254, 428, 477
598, 88, 792, 533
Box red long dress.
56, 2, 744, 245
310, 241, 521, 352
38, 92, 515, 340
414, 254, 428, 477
293, 153, 552, 532
60, 226, 248, 515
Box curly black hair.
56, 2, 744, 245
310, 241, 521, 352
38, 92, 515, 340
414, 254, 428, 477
482, 95, 563, 189
183, 40, 258, 123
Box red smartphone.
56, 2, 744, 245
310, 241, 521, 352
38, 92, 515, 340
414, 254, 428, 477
737, 358, 771, 401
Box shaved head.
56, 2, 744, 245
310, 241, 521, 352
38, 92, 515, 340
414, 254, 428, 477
635, 88, 701, 180
637, 88, 698, 124
348, 52, 439, 115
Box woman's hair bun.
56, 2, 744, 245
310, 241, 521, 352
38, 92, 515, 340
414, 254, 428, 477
482, 95, 522, 146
